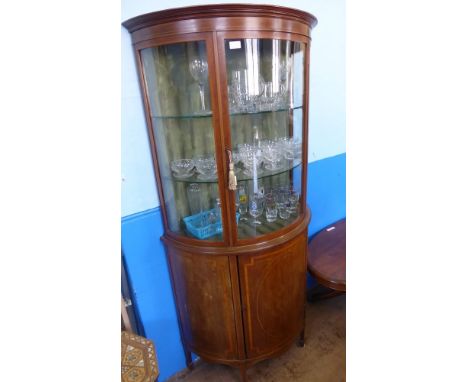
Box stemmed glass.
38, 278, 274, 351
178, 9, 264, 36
189, 58, 209, 112
249, 193, 264, 225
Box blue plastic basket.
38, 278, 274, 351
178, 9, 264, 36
183, 208, 240, 239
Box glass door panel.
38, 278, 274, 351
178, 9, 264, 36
141, 41, 223, 241
224, 38, 305, 240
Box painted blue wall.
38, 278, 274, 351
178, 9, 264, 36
121, 209, 186, 381
122, 154, 345, 381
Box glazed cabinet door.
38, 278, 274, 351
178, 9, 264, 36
137, 34, 230, 243
237, 233, 307, 358
166, 247, 239, 360
218, 33, 309, 243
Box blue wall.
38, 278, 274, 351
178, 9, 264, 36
121, 210, 185, 381
121, 153, 345, 381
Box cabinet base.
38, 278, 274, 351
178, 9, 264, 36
192, 330, 305, 382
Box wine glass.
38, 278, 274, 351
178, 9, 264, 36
249, 193, 264, 225
189, 58, 209, 112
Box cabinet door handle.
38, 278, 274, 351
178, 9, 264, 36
226, 149, 237, 191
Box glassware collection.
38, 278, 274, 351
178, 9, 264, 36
170, 137, 301, 181
228, 64, 290, 113
236, 184, 301, 226
175, 42, 302, 238
183, 180, 300, 238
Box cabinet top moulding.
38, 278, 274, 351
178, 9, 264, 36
122, 4, 317, 39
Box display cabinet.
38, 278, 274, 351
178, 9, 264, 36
123, 4, 317, 381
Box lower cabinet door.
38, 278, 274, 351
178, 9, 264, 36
238, 234, 307, 359
167, 248, 239, 360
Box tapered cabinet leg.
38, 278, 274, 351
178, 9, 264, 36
297, 328, 305, 347
239, 364, 248, 382
183, 346, 194, 370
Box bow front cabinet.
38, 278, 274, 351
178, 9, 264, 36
123, 4, 317, 381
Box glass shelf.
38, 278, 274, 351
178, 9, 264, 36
236, 212, 300, 240
166, 159, 302, 184
151, 106, 302, 120
152, 111, 213, 119
229, 105, 302, 117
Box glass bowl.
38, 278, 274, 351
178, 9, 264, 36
195, 156, 217, 180
263, 146, 284, 171
170, 159, 195, 178
241, 150, 263, 177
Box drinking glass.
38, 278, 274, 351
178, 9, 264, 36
276, 188, 290, 220
237, 185, 248, 222
277, 203, 290, 220
241, 148, 263, 177
189, 58, 209, 112
262, 144, 283, 171
288, 189, 300, 214
231, 69, 265, 113
264, 193, 278, 223
249, 193, 264, 225
187, 183, 203, 226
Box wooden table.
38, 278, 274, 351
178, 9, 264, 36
307, 219, 346, 299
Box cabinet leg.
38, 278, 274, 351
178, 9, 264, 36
297, 328, 305, 347
183, 347, 194, 370
239, 364, 248, 382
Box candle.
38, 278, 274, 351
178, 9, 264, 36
253, 153, 258, 193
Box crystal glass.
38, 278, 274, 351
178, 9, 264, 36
262, 81, 286, 111
262, 144, 284, 171
249, 193, 264, 225
228, 84, 240, 113
276, 187, 291, 220
265, 193, 278, 223
232, 151, 242, 174
231, 69, 265, 113
189, 58, 209, 112
187, 183, 203, 226
171, 159, 195, 178
288, 189, 300, 214
282, 138, 302, 161
241, 148, 263, 177
194, 156, 217, 180
277, 202, 290, 220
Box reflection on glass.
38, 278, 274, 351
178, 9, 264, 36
225, 38, 305, 239
141, 41, 222, 241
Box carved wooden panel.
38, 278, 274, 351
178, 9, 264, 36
238, 234, 307, 358
167, 248, 239, 360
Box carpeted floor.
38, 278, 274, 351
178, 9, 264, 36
167, 294, 346, 382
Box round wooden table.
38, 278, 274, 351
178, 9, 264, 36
307, 219, 346, 296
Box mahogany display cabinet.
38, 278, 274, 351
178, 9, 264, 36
123, 4, 317, 381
